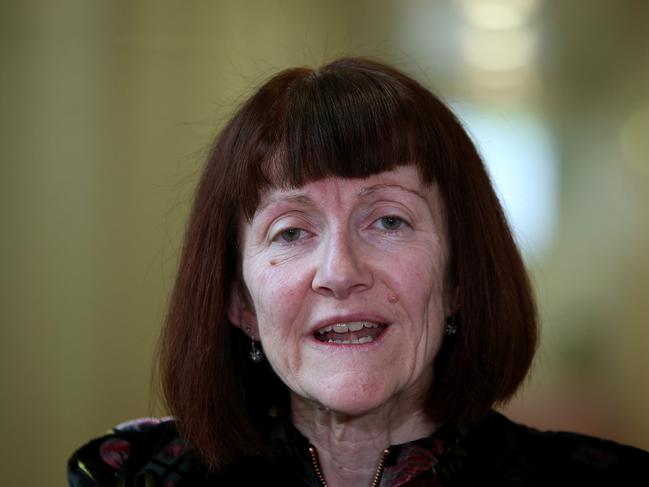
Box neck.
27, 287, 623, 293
291, 395, 437, 487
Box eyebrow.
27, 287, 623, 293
357, 183, 429, 203
254, 193, 315, 217
254, 183, 429, 218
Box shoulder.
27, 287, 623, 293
67, 416, 313, 486
67, 417, 206, 486
465, 411, 649, 484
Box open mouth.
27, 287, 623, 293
314, 321, 388, 344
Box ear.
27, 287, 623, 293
227, 282, 259, 339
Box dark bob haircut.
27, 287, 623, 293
159, 57, 537, 470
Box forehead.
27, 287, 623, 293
254, 165, 440, 215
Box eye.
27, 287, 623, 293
375, 215, 407, 231
273, 227, 308, 243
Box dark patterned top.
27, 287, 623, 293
68, 411, 649, 486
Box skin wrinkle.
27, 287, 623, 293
254, 181, 434, 227
230, 166, 454, 487
292, 394, 436, 485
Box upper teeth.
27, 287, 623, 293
317, 321, 381, 334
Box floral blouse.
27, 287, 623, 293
68, 411, 649, 486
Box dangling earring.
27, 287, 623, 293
444, 314, 458, 336
246, 326, 264, 363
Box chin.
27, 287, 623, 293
305, 376, 395, 417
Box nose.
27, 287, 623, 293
311, 230, 373, 299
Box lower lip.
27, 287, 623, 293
308, 324, 391, 351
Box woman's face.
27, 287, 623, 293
232, 165, 453, 416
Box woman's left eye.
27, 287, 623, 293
374, 215, 408, 231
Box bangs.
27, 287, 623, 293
236, 59, 459, 219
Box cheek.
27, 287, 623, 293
388, 242, 446, 300
382, 243, 448, 342
245, 262, 309, 336
265, 268, 306, 309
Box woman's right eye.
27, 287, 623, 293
273, 228, 307, 243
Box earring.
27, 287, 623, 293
444, 315, 458, 336
246, 326, 264, 363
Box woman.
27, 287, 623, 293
69, 58, 648, 486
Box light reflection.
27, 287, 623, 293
458, 0, 539, 92
461, 2, 528, 30
452, 103, 558, 261
461, 27, 536, 72
460, 0, 539, 30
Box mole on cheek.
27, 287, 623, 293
269, 260, 277, 266
387, 293, 399, 304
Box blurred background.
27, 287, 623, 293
2, 0, 649, 484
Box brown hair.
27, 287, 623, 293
159, 57, 537, 470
